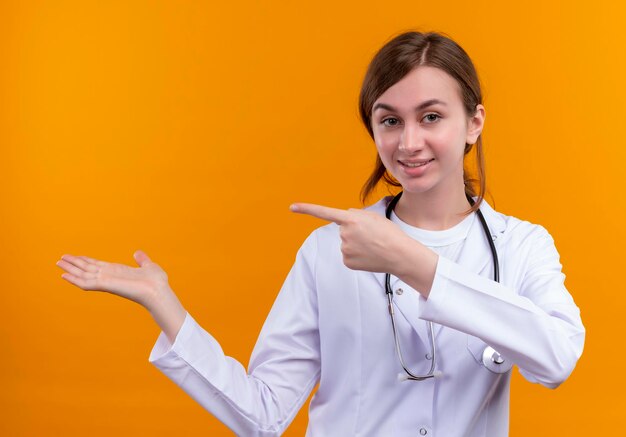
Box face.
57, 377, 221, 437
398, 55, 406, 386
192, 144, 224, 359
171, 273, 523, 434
371, 66, 485, 199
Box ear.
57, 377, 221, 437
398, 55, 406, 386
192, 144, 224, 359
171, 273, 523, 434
465, 104, 486, 145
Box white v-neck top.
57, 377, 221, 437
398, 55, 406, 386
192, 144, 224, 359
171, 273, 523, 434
391, 209, 475, 246
391, 209, 476, 264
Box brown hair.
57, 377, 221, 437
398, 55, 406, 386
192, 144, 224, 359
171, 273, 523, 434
359, 30, 487, 214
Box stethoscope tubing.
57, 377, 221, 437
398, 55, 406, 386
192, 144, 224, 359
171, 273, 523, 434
384, 191, 499, 381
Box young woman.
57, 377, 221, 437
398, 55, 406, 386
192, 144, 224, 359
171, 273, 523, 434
56, 31, 585, 436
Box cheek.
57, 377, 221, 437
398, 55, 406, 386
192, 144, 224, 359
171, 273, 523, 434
434, 127, 467, 155
374, 131, 396, 151
375, 138, 396, 163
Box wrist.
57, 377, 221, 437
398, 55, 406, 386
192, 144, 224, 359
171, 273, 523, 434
141, 283, 172, 311
392, 235, 438, 298
389, 234, 422, 277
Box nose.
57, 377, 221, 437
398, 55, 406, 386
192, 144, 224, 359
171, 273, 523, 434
398, 122, 424, 154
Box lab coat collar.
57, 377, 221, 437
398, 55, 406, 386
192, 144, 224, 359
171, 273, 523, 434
367, 195, 507, 344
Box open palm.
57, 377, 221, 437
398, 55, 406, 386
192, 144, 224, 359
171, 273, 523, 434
56, 250, 169, 307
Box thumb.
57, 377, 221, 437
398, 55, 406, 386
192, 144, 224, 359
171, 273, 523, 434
133, 249, 152, 267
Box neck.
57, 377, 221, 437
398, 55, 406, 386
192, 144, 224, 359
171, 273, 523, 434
394, 186, 472, 231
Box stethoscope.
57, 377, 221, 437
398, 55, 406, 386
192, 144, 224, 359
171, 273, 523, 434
384, 191, 508, 381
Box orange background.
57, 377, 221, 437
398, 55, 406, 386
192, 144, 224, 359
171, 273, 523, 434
1, 0, 623, 435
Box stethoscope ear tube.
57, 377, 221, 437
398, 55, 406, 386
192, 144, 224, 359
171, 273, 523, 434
469, 195, 500, 283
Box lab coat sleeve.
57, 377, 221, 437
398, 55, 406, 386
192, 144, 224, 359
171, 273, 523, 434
148, 232, 321, 436
417, 224, 585, 389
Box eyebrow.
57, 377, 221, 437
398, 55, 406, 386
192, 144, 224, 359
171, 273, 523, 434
373, 99, 447, 113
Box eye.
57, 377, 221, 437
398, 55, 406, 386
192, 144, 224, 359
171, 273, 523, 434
381, 117, 400, 127
423, 113, 441, 123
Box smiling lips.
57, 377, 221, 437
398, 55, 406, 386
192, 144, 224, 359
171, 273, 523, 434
399, 158, 435, 168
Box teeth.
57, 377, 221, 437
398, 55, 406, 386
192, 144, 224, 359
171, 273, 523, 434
403, 159, 432, 168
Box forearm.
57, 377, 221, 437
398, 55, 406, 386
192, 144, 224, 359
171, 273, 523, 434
149, 312, 302, 437
417, 256, 584, 386
146, 285, 187, 343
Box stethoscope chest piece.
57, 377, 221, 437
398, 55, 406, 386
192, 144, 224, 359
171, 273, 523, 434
481, 346, 512, 374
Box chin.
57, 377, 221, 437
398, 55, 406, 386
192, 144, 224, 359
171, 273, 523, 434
397, 184, 437, 196
394, 175, 435, 191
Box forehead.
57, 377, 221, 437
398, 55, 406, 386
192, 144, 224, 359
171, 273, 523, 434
373, 66, 462, 110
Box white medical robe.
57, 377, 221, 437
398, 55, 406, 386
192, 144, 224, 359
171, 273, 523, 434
148, 196, 585, 436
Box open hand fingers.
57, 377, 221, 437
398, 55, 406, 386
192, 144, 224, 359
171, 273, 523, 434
77, 255, 106, 267
290, 203, 351, 225
56, 263, 99, 291
59, 270, 100, 291
57, 259, 89, 277
56, 254, 104, 289
60, 254, 102, 271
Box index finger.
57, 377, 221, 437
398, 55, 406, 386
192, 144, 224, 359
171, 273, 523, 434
290, 203, 350, 225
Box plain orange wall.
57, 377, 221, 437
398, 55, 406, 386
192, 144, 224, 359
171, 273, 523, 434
1, 0, 624, 435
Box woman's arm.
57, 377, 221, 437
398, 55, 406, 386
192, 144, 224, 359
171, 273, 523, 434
407, 225, 585, 388
148, 232, 321, 436
57, 240, 322, 436
289, 203, 584, 388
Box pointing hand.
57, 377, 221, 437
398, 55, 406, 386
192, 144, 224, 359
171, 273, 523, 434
290, 202, 412, 275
